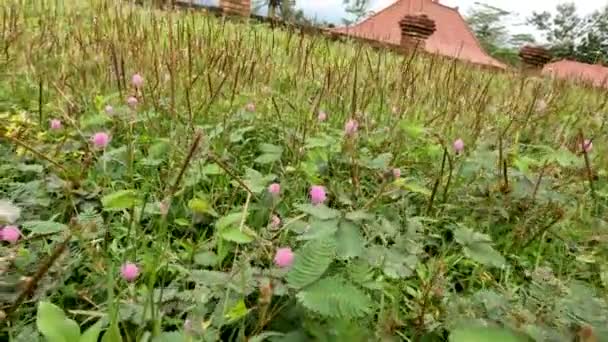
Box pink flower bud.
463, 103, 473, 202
0, 226, 21, 244
344, 119, 358, 136
268, 183, 280, 196
270, 215, 281, 229
131, 73, 144, 88
120, 262, 140, 282
309, 185, 327, 205
92, 132, 110, 149
245, 102, 255, 112
127, 96, 138, 109
318, 111, 327, 122
274, 247, 294, 268
453, 138, 464, 154
392, 168, 401, 178
583, 139, 593, 153
105, 105, 114, 115
50, 119, 62, 130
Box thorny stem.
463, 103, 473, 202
427, 148, 447, 214
6, 233, 72, 317
521, 213, 563, 250
579, 130, 596, 201
207, 152, 257, 198
166, 130, 203, 198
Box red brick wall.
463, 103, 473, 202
220, 0, 250, 16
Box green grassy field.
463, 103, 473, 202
1, 1, 608, 341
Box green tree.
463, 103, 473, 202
341, 0, 371, 26
528, 3, 583, 60
465, 3, 522, 66
577, 5, 608, 64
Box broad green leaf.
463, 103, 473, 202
297, 219, 339, 241
188, 197, 218, 216
248, 331, 285, 342
79, 320, 103, 342
202, 163, 223, 175
296, 276, 372, 318
194, 251, 219, 266
454, 226, 505, 268
295, 203, 340, 220
151, 332, 186, 342
259, 143, 283, 154
450, 326, 530, 342
22, 220, 68, 234
37, 301, 81, 342
81, 114, 112, 129
335, 221, 364, 259
101, 322, 121, 342
254, 153, 282, 164
225, 299, 249, 322
345, 210, 374, 222
365, 153, 392, 170
101, 190, 141, 211
287, 238, 336, 289
242, 168, 276, 194
220, 226, 255, 244
17, 163, 44, 173
383, 249, 418, 279
399, 120, 426, 138
148, 139, 171, 160
216, 212, 244, 230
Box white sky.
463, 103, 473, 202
297, 0, 607, 36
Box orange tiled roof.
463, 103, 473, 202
332, 0, 506, 69
543, 60, 608, 88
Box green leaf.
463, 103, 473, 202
79, 320, 103, 342
396, 181, 432, 196
148, 139, 171, 160
398, 120, 426, 138
37, 301, 81, 342
454, 226, 505, 268
248, 331, 285, 342
243, 168, 276, 194
194, 251, 219, 266
224, 299, 249, 323
463, 244, 506, 268
216, 212, 244, 230
101, 190, 141, 211
383, 249, 418, 279
188, 197, 218, 216
287, 238, 336, 289
295, 203, 340, 220
259, 143, 283, 154
151, 332, 186, 342
202, 163, 223, 175
365, 152, 392, 170
345, 210, 374, 222
297, 219, 339, 241
81, 114, 112, 129
450, 326, 530, 342
22, 220, 68, 234
220, 226, 256, 244
296, 276, 372, 318
101, 322, 122, 342
254, 153, 282, 164
335, 221, 364, 259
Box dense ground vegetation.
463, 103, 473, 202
1, 1, 608, 341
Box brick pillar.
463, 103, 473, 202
519, 45, 551, 72
220, 0, 251, 17
398, 14, 436, 51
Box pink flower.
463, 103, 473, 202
1, 226, 21, 244
268, 183, 280, 196
120, 262, 140, 282
309, 185, 327, 205
344, 119, 358, 136
92, 132, 110, 149
392, 168, 401, 178
318, 111, 327, 122
583, 139, 593, 153
127, 96, 138, 109
245, 102, 255, 112
131, 73, 144, 88
104, 105, 114, 115
453, 138, 464, 154
50, 119, 62, 130
274, 247, 294, 268
271, 215, 281, 229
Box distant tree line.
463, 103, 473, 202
465, 2, 608, 66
